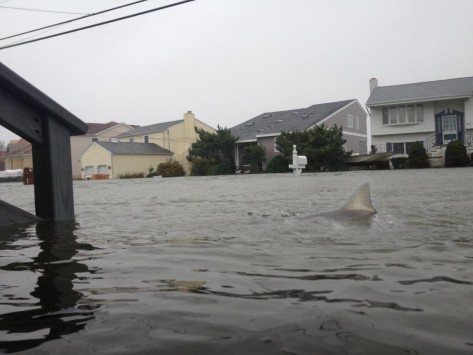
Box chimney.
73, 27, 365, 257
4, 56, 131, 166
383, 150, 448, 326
184, 110, 196, 139
369, 78, 378, 93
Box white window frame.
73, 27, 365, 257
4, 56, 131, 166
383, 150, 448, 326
355, 116, 360, 130
382, 104, 424, 126
347, 114, 354, 128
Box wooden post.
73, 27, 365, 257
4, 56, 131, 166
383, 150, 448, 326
32, 117, 75, 220
0, 62, 87, 225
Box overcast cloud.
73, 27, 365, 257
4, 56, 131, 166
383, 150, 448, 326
1, 0, 473, 143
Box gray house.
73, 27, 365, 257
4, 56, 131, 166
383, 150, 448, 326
230, 99, 367, 168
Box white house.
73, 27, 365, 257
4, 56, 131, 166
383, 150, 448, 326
367, 77, 473, 165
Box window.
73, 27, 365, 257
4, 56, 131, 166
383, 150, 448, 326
398, 106, 406, 124
382, 108, 389, 125
347, 114, 354, 128
273, 137, 279, 152
386, 141, 423, 155
382, 104, 424, 125
407, 105, 415, 123
355, 116, 360, 129
389, 107, 398, 124
144, 136, 149, 143
393, 143, 405, 154
416, 105, 424, 122
405, 141, 418, 154
92, 137, 99, 142
129, 138, 134, 143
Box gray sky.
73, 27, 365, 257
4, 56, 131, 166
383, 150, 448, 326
1, 0, 473, 144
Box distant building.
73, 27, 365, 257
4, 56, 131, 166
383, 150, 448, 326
230, 100, 368, 168
114, 111, 216, 174
3, 138, 32, 170
71, 121, 136, 179
367, 77, 473, 166
80, 141, 173, 179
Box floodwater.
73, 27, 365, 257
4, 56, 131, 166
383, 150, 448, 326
1, 169, 472, 354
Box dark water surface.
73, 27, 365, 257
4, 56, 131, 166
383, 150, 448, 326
1, 169, 473, 354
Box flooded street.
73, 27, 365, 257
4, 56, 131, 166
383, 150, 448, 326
1, 169, 473, 354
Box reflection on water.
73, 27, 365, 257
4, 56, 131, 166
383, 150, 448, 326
1, 169, 473, 354
0, 222, 97, 353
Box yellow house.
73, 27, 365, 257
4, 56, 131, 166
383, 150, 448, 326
114, 111, 216, 174
71, 121, 136, 179
80, 142, 173, 179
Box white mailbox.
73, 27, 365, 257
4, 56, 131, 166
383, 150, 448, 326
288, 145, 307, 176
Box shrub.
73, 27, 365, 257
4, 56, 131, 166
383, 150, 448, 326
119, 172, 145, 179
207, 163, 231, 175
190, 157, 210, 176
407, 142, 430, 168
157, 160, 186, 177
444, 140, 470, 167
266, 154, 290, 173
391, 157, 408, 169
242, 145, 266, 173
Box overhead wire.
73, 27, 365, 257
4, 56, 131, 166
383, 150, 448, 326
0, 0, 152, 42
0, 0, 196, 51
0, 5, 88, 15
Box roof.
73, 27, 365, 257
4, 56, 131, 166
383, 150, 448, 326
86, 121, 119, 135
115, 120, 182, 138
0, 62, 88, 135
367, 77, 473, 106
230, 100, 355, 141
6, 144, 32, 156
96, 142, 173, 155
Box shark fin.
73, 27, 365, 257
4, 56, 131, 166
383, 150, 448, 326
340, 182, 376, 214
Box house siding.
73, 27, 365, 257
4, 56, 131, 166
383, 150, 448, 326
5, 155, 32, 169
71, 123, 134, 179
79, 143, 112, 178
370, 98, 473, 153
114, 114, 215, 175
317, 101, 368, 154
257, 136, 279, 167
111, 154, 170, 179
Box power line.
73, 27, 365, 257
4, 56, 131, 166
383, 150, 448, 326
0, 5, 88, 15
0, 0, 196, 51
0, 0, 152, 42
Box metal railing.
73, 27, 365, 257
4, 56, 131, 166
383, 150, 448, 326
423, 134, 438, 151
465, 132, 473, 146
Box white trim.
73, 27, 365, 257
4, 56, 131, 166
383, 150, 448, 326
236, 139, 257, 143
342, 131, 367, 138
367, 95, 472, 108
256, 133, 281, 138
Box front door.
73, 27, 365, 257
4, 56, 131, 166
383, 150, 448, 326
442, 115, 457, 144
434, 109, 464, 146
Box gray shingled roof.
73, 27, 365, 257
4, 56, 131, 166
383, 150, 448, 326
366, 77, 473, 106
115, 120, 182, 138
230, 100, 355, 141
97, 142, 172, 155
